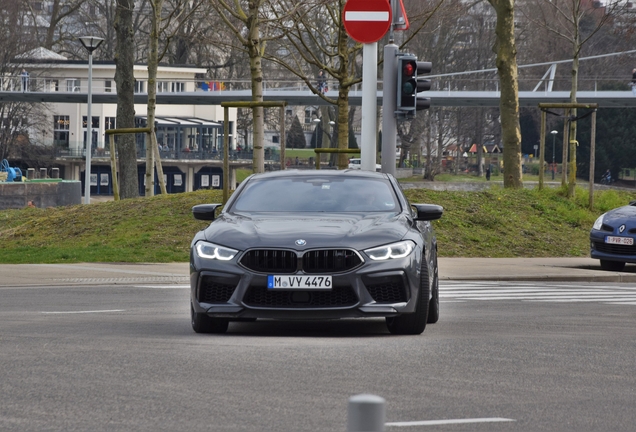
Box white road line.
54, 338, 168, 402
386, 417, 515, 427
41, 310, 125, 314
531, 297, 636, 302
132, 285, 190, 289
441, 289, 624, 295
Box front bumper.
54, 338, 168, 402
590, 231, 636, 263
190, 251, 423, 320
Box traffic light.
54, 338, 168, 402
396, 55, 432, 116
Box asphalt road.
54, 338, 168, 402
1, 280, 636, 431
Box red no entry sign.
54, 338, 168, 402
343, 0, 392, 44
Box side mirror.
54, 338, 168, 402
192, 204, 222, 221
412, 204, 443, 221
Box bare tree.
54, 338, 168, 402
209, 0, 292, 173
262, 0, 363, 169
520, 0, 631, 196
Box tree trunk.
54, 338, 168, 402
568, 30, 581, 197
114, 0, 139, 199
247, 4, 264, 173
488, 0, 523, 188
336, 89, 351, 169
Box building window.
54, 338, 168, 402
272, 135, 279, 144
66, 79, 81, 92
53, 115, 70, 148
104, 80, 112, 93
46, 79, 59, 92
172, 82, 185, 92
304, 108, 316, 124
134, 80, 146, 93
105, 117, 116, 130
157, 81, 169, 92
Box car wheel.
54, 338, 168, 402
386, 258, 430, 335
600, 260, 626, 271
191, 303, 229, 334
427, 254, 439, 324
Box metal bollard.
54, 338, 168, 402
347, 394, 385, 432
27, 168, 35, 179
51, 168, 59, 178
40, 168, 47, 179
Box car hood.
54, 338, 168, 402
603, 205, 636, 227
203, 212, 411, 250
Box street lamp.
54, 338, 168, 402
550, 130, 558, 180
79, 36, 104, 204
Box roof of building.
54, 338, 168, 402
15, 47, 68, 61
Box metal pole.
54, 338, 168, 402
361, 43, 378, 172
539, 110, 546, 190
347, 394, 385, 432
381, 43, 398, 175
84, 51, 93, 204
589, 111, 596, 210
551, 132, 556, 180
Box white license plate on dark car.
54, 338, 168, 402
267, 275, 332, 290
605, 236, 634, 245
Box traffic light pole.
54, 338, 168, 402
381, 43, 399, 176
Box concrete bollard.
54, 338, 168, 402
40, 168, 47, 179
27, 168, 35, 180
347, 394, 385, 432
51, 168, 59, 178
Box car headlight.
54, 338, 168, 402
195, 241, 238, 261
592, 214, 605, 231
365, 240, 415, 260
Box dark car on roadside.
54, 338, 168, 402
189, 169, 443, 335
590, 201, 636, 271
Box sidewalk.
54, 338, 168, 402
0, 258, 635, 287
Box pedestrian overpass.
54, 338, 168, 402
1, 86, 635, 107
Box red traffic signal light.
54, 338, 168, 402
396, 55, 432, 115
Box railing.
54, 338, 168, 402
53, 146, 282, 162
3, 75, 633, 96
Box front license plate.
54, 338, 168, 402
267, 275, 332, 290
605, 236, 634, 245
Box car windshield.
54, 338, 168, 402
231, 176, 400, 212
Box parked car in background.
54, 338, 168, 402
190, 170, 443, 335
590, 201, 636, 271
348, 158, 382, 171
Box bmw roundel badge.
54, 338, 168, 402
295, 239, 307, 246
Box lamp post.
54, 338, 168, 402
550, 130, 558, 180
79, 36, 104, 204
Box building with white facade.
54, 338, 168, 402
15, 47, 237, 195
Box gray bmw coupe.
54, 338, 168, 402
190, 170, 443, 335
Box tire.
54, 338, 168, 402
191, 303, 229, 334
386, 258, 430, 335
427, 253, 439, 324
600, 260, 626, 271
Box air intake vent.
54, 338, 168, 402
593, 242, 636, 256
243, 286, 358, 308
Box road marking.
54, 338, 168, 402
132, 285, 190, 289
386, 417, 515, 427
41, 310, 125, 314
440, 282, 636, 306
